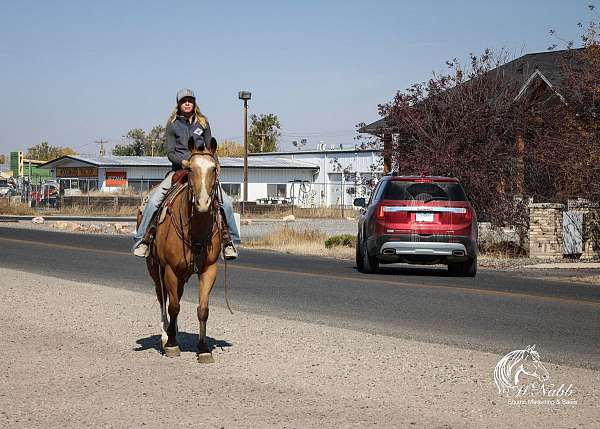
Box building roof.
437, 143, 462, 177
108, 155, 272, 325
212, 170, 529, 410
360, 48, 582, 134
40, 154, 319, 170
248, 147, 381, 156
495, 48, 580, 87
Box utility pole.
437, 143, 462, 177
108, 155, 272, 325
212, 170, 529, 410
238, 91, 252, 215
149, 138, 156, 157
95, 139, 108, 156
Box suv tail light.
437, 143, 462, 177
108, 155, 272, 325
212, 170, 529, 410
464, 207, 472, 222
376, 204, 385, 220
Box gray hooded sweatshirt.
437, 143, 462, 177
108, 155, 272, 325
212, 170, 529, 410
165, 116, 212, 171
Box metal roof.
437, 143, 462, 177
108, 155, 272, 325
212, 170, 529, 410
249, 147, 381, 156
40, 154, 319, 170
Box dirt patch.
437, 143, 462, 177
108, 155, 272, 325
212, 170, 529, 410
0, 268, 598, 427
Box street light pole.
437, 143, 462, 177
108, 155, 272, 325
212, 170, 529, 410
238, 90, 252, 215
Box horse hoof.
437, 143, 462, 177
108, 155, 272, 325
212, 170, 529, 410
164, 345, 181, 357
197, 352, 214, 364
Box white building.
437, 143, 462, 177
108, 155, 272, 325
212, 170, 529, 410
40, 155, 318, 203
249, 146, 382, 207
41, 146, 382, 207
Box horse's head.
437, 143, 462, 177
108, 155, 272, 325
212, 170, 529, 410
187, 136, 219, 213
520, 345, 550, 384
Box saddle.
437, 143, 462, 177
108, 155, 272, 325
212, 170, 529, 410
141, 174, 231, 251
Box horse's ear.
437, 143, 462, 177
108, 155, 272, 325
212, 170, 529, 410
209, 137, 217, 154
187, 136, 196, 153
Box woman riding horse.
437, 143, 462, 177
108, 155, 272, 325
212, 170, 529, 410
133, 88, 239, 258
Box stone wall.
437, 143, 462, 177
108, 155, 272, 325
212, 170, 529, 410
528, 203, 565, 258
529, 201, 600, 259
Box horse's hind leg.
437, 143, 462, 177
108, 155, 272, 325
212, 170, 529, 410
148, 258, 169, 349
197, 262, 218, 364
163, 264, 182, 357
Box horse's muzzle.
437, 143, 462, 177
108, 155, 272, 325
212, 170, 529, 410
193, 196, 212, 213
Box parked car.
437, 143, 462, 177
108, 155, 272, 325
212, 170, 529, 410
354, 175, 477, 276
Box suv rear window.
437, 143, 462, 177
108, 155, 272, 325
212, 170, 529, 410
382, 181, 467, 201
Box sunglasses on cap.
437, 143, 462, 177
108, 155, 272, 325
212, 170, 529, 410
179, 97, 195, 105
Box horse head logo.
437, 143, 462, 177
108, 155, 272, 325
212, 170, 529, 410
493, 345, 550, 395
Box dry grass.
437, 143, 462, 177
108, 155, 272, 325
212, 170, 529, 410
244, 226, 355, 260
0, 201, 137, 217
247, 226, 327, 247
244, 207, 358, 220
58, 205, 137, 216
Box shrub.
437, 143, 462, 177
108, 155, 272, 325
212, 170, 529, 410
324, 234, 356, 249
479, 241, 527, 258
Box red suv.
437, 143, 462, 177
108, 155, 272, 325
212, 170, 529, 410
354, 175, 477, 276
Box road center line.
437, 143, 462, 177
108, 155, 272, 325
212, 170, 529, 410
1, 235, 598, 308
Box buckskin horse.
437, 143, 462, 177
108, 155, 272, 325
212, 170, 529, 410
138, 137, 226, 363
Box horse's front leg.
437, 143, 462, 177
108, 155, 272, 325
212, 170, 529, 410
163, 264, 182, 357
197, 262, 218, 363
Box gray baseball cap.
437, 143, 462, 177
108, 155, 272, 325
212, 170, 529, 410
176, 88, 195, 103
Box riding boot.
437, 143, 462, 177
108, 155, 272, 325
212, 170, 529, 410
220, 208, 238, 260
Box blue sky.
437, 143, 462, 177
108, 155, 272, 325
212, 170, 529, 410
0, 0, 590, 156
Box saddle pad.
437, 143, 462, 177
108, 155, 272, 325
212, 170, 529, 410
172, 169, 189, 185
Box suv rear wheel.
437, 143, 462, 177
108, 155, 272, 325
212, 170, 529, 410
448, 256, 477, 277
358, 234, 379, 274
355, 235, 364, 271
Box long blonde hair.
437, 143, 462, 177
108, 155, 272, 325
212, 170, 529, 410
167, 104, 208, 128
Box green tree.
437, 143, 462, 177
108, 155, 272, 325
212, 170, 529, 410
26, 141, 77, 160
248, 113, 281, 152
112, 125, 166, 156
147, 125, 167, 156
216, 140, 244, 157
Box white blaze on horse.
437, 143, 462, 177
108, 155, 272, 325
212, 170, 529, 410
493, 345, 550, 395
138, 136, 226, 363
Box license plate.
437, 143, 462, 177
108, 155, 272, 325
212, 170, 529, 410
416, 212, 434, 222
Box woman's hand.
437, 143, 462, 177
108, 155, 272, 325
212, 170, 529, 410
181, 159, 191, 169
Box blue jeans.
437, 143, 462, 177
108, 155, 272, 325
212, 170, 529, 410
133, 173, 240, 249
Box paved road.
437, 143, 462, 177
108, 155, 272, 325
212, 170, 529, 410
1, 226, 598, 369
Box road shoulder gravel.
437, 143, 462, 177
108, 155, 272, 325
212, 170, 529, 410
1, 268, 597, 428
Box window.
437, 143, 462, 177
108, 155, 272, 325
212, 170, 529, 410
267, 184, 286, 198
383, 181, 467, 201
221, 183, 241, 201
